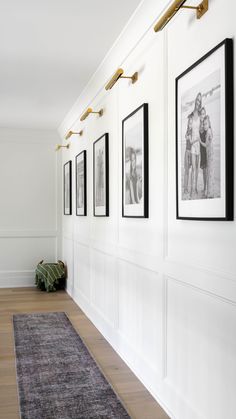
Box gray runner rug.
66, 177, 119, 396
13, 312, 130, 419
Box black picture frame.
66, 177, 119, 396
64, 160, 72, 215
122, 103, 149, 218
93, 133, 109, 217
176, 38, 233, 221
76, 151, 87, 216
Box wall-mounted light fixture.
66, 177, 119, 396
154, 0, 208, 32
65, 130, 83, 140
105, 68, 138, 90
55, 144, 70, 151
80, 107, 103, 122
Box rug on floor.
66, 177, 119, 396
13, 312, 130, 419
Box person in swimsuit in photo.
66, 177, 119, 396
190, 92, 202, 197
129, 148, 141, 204
184, 114, 193, 195
199, 107, 207, 196
200, 115, 214, 198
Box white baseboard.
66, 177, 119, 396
0, 270, 35, 288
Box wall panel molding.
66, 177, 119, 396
62, 232, 74, 241
73, 235, 90, 248
72, 279, 173, 419
60, 1, 236, 418
0, 230, 58, 238
0, 270, 35, 288
73, 287, 90, 306
164, 274, 236, 392
164, 253, 236, 283
165, 274, 236, 419
166, 274, 236, 307
162, 275, 168, 379
90, 301, 116, 329
69, 233, 236, 303
164, 260, 236, 304
118, 245, 162, 273
72, 235, 163, 273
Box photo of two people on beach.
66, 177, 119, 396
181, 70, 221, 202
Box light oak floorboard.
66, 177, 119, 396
0, 287, 169, 419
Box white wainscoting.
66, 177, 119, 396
0, 270, 35, 288
0, 232, 58, 288
0, 128, 61, 288
61, 1, 236, 418
165, 276, 236, 419
65, 236, 236, 419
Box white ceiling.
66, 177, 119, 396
0, 0, 142, 130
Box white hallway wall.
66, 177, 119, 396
59, 1, 236, 418
0, 128, 61, 287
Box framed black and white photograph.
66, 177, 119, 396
122, 103, 148, 218
64, 160, 72, 215
76, 151, 87, 216
93, 133, 109, 216
176, 38, 233, 221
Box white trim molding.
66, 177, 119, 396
0, 230, 58, 238
0, 270, 35, 288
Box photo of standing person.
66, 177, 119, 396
93, 134, 109, 217
96, 149, 104, 207
199, 107, 207, 196
76, 151, 87, 216
190, 93, 202, 197
122, 104, 148, 218
204, 115, 214, 198
179, 70, 221, 202
127, 148, 142, 204
63, 161, 72, 215
77, 160, 84, 208
183, 115, 193, 194
176, 38, 233, 220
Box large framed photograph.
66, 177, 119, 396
176, 38, 233, 221
76, 151, 87, 216
122, 103, 149, 218
93, 133, 109, 216
64, 160, 72, 215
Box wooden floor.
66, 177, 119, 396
0, 287, 169, 419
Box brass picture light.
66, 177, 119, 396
80, 107, 103, 121
154, 0, 208, 32
55, 144, 70, 151
65, 130, 83, 140
105, 68, 138, 90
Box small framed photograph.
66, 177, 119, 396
64, 160, 72, 215
76, 151, 87, 216
93, 133, 109, 216
176, 38, 233, 220
122, 103, 149, 218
